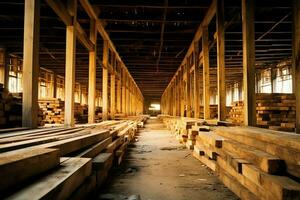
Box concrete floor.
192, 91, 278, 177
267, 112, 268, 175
98, 117, 238, 200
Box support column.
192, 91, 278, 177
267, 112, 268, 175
202, 26, 210, 120
53, 73, 57, 98
186, 63, 191, 117
216, 0, 226, 121
88, 19, 97, 123
22, 0, 40, 128
180, 69, 185, 117
194, 42, 200, 118
126, 75, 130, 116
116, 77, 121, 113
293, 0, 300, 133
64, 0, 77, 127
122, 68, 126, 114
0, 48, 6, 86
242, 0, 256, 126
110, 70, 116, 119
102, 40, 109, 120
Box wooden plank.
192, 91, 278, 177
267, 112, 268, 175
222, 139, 284, 174
92, 152, 113, 171
77, 137, 112, 158
37, 130, 109, 156
216, 0, 226, 121
88, 19, 97, 124
64, 2, 77, 126
22, 0, 40, 128
242, 163, 300, 200
192, 151, 216, 171
5, 157, 91, 200
202, 26, 210, 120
242, 0, 256, 126
102, 40, 109, 120
0, 148, 60, 194
0, 129, 90, 153
68, 175, 96, 200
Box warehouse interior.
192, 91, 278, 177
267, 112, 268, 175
0, 0, 300, 199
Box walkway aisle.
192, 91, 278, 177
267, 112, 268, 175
99, 117, 237, 200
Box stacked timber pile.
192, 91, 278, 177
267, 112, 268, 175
38, 98, 88, 125
193, 126, 300, 200
228, 94, 296, 131
256, 93, 296, 132
228, 101, 244, 125
0, 116, 147, 200
0, 84, 45, 127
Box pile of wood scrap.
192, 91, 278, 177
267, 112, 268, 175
0, 116, 147, 199
256, 93, 296, 132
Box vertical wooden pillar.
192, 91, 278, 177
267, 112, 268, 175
53, 73, 57, 98
117, 77, 121, 113
110, 70, 116, 119
102, 40, 109, 120
22, 0, 40, 128
216, 0, 226, 121
126, 75, 130, 116
194, 42, 200, 118
64, 0, 77, 127
293, 0, 300, 133
186, 63, 191, 117
242, 0, 256, 126
88, 19, 97, 123
202, 26, 211, 120
180, 69, 185, 117
121, 68, 126, 114
0, 48, 6, 86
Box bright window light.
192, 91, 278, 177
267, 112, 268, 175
149, 103, 160, 111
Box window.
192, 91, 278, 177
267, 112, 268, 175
8, 58, 22, 93
274, 67, 292, 93
260, 68, 272, 93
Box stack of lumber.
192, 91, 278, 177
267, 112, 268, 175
0, 116, 147, 199
0, 85, 45, 127
38, 98, 88, 125
192, 126, 300, 200
256, 93, 296, 132
229, 101, 244, 125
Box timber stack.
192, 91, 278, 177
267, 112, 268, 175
0, 115, 148, 200
159, 115, 300, 200
228, 101, 244, 125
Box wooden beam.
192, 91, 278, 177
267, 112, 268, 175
242, 0, 256, 126
293, 0, 300, 133
202, 26, 210, 120
45, 0, 72, 25
75, 22, 94, 51
88, 19, 97, 124
121, 68, 126, 114
22, 0, 40, 128
64, 0, 77, 127
102, 40, 109, 120
116, 77, 121, 113
216, 0, 226, 121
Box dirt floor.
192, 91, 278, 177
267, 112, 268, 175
98, 117, 238, 200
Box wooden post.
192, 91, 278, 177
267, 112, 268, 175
126, 74, 130, 116
216, 0, 226, 121
53, 73, 57, 98
0, 48, 6, 86
22, 0, 40, 128
88, 19, 97, 123
194, 42, 200, 118
202, 26, 211, 120
110, 68, 116, 119
64, 0, 77, 127
122, 68, 126, 115
116, 77, 121, 113
102, 40, 109, 120
293, 0, 300, 133
180, 69, 185, 117
242, 0, 256, 126
186, 62, 191, 117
